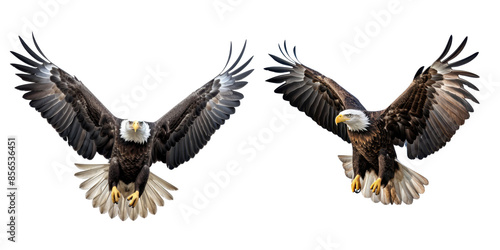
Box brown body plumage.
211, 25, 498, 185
347, 113, 398, 187
111, 131, 152, 183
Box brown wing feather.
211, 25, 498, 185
12, 35, 118, 159
151, 42, 253, 169
265, 42, 366, 143
380, 36, 479, 159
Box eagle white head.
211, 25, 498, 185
335, 109, 370, 132
120, 120, 151, 144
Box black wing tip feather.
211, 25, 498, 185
264, 67, 282, 83
434, 35, 479, 77
233, 68, 254, 81
31, 33, 50, 61
222, 40, 248, 75
12, 33, 51, 67
11, 63, 36, 75
292, 46, 302, 64
436, 35, 454, 62
280, 41, 302, 65
268, 53, 294, 67
413, 66, 425, 80
442, 36, 469, 64
11, 51, 39, 67
230, 55, 254, 76
268, 41, 303, 69
448, 51, 478, 68
263, 66, 288, 72
265, 41, 303, 83
220, 42, 233, 74
18, 34, 50, 64
279, 41, 294, 63
265, 42, 300, 82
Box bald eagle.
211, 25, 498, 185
12, 35, 253, 220
265, 36, 479, 204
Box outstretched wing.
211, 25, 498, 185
265, 42, 365, 143
380, 36, 479, 159
151, 42, 253, 169
12, 35, 118, 159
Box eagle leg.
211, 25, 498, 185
127, 165, 149, 208
111, 186, 121, 204
372, 149, 394, 195
109, 158, 121, 204
127, 191, 140, 208
351, 175, 361, 193
370, 178, 382, 195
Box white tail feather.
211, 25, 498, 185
338, 155, 429, 205
74, 163, 178, 220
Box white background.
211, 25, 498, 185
1, 1, 499, 249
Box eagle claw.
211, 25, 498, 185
127, 191, 140, 208
111, 186, 121, 204
351, 175, 361, 193
370, 178, 382, 195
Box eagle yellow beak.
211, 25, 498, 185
335, 114, 348, 125
132, 121, 140, 132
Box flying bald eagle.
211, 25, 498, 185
12, 35, 253, 220
265, 36, 479, 204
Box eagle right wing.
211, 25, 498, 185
12, 35, 118, 159
151, 42, 253, 169
380, 36, 479, 159
265, 42, 365, 143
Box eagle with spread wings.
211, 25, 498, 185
265, 36, 479, 204
12, 35, 253, 220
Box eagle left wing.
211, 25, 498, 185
380, 36, 479, 159
11, 35, 119, 160
264, 42, 366, 143
151, 42, 253, 169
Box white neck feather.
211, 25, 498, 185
120, 120, 150, 144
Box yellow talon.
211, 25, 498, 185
127, 191, 140, 208
111, 186, 121, 204
370, 178, 382, 195
351, 174, 361, 193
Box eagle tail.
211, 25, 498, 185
338, 155, 429, 205
74, 163, 177, 221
